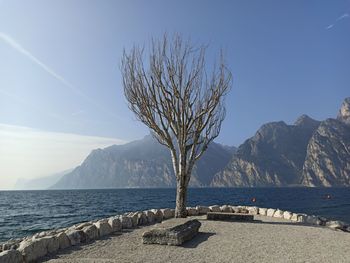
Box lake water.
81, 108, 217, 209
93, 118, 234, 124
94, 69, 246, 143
0, 187, 350, 242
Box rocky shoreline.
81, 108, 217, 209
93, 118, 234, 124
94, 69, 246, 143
1, 205, 349, 263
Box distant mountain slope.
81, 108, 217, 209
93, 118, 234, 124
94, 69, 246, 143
14, 169, 72, 190
51, 136, 236, 189
212, 97, 350, 187
211, 115, 320, 187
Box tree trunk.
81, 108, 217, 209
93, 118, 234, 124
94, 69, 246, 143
175, 176, 188, 218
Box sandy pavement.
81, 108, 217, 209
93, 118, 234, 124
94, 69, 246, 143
41, 215, 350, 263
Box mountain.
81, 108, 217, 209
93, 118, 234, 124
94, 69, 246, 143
14, 169, 72, 190
51, 136, 236, 189
211, 115, 320, 187
212, 98, 350, 187
301, 99, 350, 186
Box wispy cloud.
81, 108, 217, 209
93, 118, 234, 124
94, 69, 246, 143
0, 32, 121, 119
325, 13, 349, 30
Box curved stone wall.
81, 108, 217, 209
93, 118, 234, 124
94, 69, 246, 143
0, 205, 348, 263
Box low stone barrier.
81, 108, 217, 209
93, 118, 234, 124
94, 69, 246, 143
0, 205, 348, 263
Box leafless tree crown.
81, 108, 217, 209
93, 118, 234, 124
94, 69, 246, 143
121, 35, 232, 180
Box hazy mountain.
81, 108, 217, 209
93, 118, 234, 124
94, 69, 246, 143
51, 135, 236, 189
212, 98, 350, 187
14, 169, 72, 190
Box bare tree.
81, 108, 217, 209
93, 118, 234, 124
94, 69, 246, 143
121, 35, 232, 218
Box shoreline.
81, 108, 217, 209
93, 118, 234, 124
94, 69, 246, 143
1, 205, 349, 262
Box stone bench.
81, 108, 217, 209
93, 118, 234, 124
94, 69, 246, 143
207, 212, 254, 221
142, 219, 201, 246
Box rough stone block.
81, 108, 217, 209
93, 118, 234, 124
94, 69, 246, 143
283, 211, 293, 220
273, 209, 284, 218
145, 211, 156, 224
258, 208, 267, 216
326, 220, 347, 231
220, 205, 232, 213
142, 219, 201, 246
196, 206, 210, 215
46, 236, 59, 254
56, 232, 70, 250
18, 238, 48, 263
120, 216, 133, 229
266, 208, 276, 217
74, 222, 92, 230
305, 215, 318, 225
161, 208, 174, 219
108, 217, 122, 232
209, 205, 221, 212
137, 212, 148, 226
94, 220, 113, 237
83, 224, 99, 241
207, 212, 254, 222
65, 229, 87, 246
187, 207, 199, 216
290, 213, 299, 222
0, 249, 23, 263
247, 206, 259, 215
151, 209, 163, 223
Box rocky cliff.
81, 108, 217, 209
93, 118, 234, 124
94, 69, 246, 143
51, 135, 236, 189
301, 98, 350, 186
212, 98, 350, 187
211, 115, 320, 187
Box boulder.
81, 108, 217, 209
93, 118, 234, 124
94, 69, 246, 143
273, 209, 284, 218
82, 224, 99, 241
1, 239, 22, 251
145, 211, 156, 224
259, 208, 267, 216
108, 217, 122, 232
247, 206, 259, 215
290, 213, 299, 222
266, 208, 276, 217
187, 207, 199, 216
0, 249, 23, 263
74, 222, 92, 230
196, 206, 210, 215
46, 236, 59, 254
297, 214, 307, 223
142, 219, 201, 245
258, 208, 267, 216
120, 216, 133, 229
220, 205, 232, 213
235, 206, 249, 214
326, 220, 347, 231
56, 232, 70, 250
94, 220, 113, 237
65, 229, 87, 246
18, 238, 48, 263
127, 213, 139, 227
160, 208, 175, 219
151, 209, 163, 223
137, 212, 148, 226
316, 216, 327, 226
305, 215, 318, 225
209, 205, 221, 212
283, 211, 293, 220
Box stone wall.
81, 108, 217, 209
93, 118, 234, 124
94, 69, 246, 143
0, 205, 349, 263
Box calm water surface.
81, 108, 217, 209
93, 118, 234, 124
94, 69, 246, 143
0, 187, 349, 242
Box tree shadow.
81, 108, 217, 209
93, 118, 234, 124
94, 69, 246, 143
182, 232, 216, 249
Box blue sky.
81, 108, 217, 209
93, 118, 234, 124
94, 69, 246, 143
0, 1, 349, 187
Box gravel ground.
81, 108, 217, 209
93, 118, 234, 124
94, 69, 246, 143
42, 215, 350, 263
